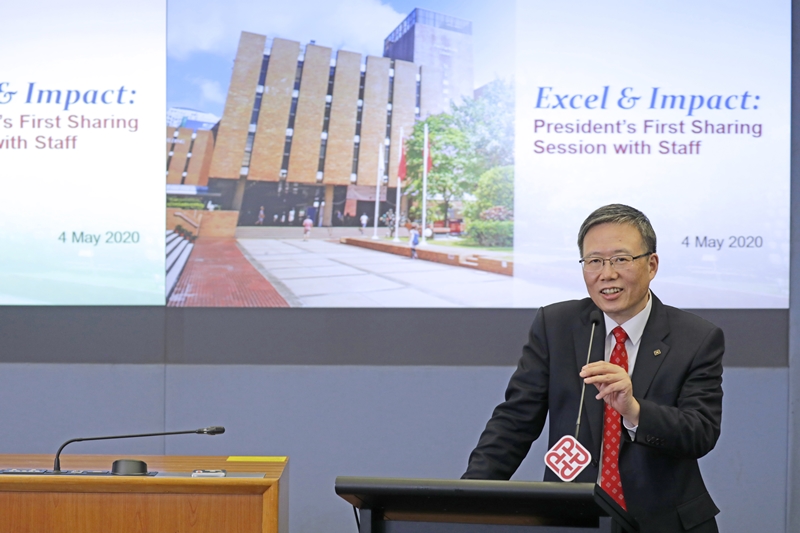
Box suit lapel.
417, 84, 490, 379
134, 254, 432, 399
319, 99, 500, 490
631, 294, 670, 398
574, 304, 606, 456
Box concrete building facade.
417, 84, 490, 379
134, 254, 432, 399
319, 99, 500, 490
205, 8, 474, 227
384, 8, 474, 116
207, 31, 427, 226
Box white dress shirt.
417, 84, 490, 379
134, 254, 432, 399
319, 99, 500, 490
602, 291, 653, 436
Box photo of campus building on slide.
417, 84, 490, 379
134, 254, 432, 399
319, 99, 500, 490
165, 3, 526, 307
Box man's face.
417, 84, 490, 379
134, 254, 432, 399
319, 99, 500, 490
581, 222, 658, 325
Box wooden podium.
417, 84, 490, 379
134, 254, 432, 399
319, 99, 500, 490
0, 454, 288, 533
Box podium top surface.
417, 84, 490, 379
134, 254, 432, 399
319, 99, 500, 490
335, 477, 609, 528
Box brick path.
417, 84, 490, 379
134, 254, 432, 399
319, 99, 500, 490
168, 238, 289, 307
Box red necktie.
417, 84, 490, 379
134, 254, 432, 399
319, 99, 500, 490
601, 326, 629, 510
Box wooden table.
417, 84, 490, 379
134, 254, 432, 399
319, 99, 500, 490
0, 454, 288, 533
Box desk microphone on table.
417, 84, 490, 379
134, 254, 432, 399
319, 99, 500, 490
53, 426, 225, 474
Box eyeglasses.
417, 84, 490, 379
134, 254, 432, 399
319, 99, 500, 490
579, 253, 652, 272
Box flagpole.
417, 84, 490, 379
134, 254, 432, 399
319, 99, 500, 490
372, 142, 383, 240
421, 123, 428, 245
393, 127, 403, 242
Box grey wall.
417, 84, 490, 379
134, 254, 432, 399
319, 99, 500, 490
0, 307, 787, 367
0, 364, 788, 533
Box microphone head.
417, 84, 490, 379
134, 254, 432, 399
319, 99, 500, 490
197, 426, 226, 435
589, 310, 602, 325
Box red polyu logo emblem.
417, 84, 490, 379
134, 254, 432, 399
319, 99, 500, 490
545, 435, 592, 482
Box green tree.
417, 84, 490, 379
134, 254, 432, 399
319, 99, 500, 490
464, 165, 514, 222
403, 114, 477, 224
451, 79, 515, 174
401, 79, 514, 226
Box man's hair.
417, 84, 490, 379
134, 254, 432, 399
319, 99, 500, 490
577, 204, 657, 256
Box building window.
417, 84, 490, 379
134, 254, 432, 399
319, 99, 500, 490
240, 55, 270, 171
415, 72, 421, 118
382, 60, 396, 179
350, 69, 367, 181
317, 63, 335, 178
258, 54, 269, 85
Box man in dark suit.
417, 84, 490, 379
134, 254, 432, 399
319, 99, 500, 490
463, 204, 723, 533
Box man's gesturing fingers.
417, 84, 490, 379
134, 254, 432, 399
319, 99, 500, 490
579, 361, 626, 382
579, 361, 640, 424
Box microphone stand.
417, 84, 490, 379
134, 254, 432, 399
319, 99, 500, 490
575, 313, 601, 438
53, 426, 224, 472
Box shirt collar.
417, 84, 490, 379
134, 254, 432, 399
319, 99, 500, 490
603, 291, 653, 344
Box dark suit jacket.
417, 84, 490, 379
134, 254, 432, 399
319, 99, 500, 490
463, 295, 724, 533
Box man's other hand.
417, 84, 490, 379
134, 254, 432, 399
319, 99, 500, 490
580, 361, 641, 425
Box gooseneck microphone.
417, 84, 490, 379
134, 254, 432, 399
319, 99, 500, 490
574, 311, 602, 438
53, 426, 225, 472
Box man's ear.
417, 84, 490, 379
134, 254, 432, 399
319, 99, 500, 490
648, 253, 659, 279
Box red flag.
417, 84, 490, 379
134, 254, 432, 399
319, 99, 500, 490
398, 136, 407, 182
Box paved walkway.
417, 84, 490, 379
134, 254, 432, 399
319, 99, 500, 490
168, 238, 289, 307
237, 226, 401, 240
236, 225, 514, 260
237, 237, 575, 307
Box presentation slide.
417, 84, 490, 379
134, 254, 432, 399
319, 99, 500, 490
515, 0, 790, 309
0, 1, 166, 305
0, 0, 790, 308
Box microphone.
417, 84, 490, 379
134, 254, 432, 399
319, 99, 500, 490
53, 426, 225, 473
574, 310, 602, 438
544, 311, 602, 482
197, 426, 225, 435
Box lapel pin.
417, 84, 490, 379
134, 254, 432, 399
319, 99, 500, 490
653, 349, 661, 356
